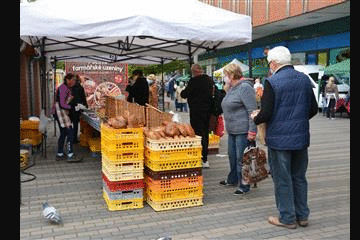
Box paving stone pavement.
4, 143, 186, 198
20, 113, 350, 240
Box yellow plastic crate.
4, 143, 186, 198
144, 157, 202, 172
101, 123, 143, 141
88, 138, 101, 152
102, 165, 144, 182
101, 135, 144, 152
209, 134, 220, 147
145, 136, 201, 150
145, 147, 202, 161
102, 155, 144, 172
146, 196, 203, 212
146, 185, 203, 201
102, 147, 144, 162
103, 190, 143, 211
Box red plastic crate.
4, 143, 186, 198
102, 173, 144, 192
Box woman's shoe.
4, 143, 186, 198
233, 188, 249, 195
56, 153, 65, 161
66, 153, 82, 163
219, 180, 237, 186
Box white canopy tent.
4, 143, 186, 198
20, 0, 252, 64
214, 59, 249, 75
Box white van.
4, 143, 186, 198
294, 65, 350, 109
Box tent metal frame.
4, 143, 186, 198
27, 35, 221, 65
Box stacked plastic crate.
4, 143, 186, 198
101, 124, 145, 211
144, 136, 204, 211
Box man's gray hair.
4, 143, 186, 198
267, 46, 291, 65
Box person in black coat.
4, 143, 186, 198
180, 64, 213, 168
126, 70, 149, 106
69, 75, 88, 143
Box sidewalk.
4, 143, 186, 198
20, 113, 350, 240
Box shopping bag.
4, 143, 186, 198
214, 115, 225, 137
241, 141, 268, 184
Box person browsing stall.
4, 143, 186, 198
252, 46, 318, 229
219, 63, 257, 195
180, 64, 212, 168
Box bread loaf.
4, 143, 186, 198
108, 117, 127, 129
177, 123, 189, 137
165, 122, 180, 137
127, 114, 139, 128
184, 123, 195, 137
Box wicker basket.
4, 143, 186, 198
105, 96, 145, 125
145, 104, 173, 128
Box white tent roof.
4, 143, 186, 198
20, 0, 252, 64
214, 59, 249, 75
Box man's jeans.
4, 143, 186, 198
227, 134, 250, 192
268, 148, 310, 224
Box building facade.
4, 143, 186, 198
198, 0, 347, 27
198, 0, 350, 78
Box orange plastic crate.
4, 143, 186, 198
145, 175, 203, 191
20, 120, 39, 130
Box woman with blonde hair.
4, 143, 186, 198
325, 76, 339, 119
220, 63, 257, 195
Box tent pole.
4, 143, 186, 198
248, 43, 253, 79
160, 58, 165, 112
40, 37, 47, 112
187, 41, 193, 71
53, 57, 57, 137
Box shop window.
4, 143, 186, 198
306, 53, 316, 65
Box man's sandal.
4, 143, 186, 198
297, 219, 309, 227
268, 216, 297, 229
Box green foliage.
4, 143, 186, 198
128, 60, 189, 76
56, 61, 65, 70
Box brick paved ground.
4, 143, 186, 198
20, 113, 350, 240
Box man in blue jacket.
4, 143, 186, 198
253, 46, 318, 229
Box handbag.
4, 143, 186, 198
210, 83, 226, 116
241, 141, 268, 184
214, 115, 225, 137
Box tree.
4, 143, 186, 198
128, 60, 188, 76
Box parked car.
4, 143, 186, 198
294, 65, 350, 109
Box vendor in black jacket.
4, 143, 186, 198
180, 64, 213, 168
126, 69, 149, 106
70, 75, 88, 143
